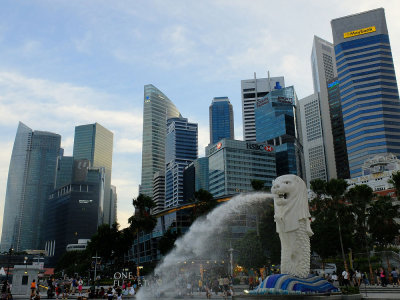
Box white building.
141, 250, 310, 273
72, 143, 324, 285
298, 93, 328, 186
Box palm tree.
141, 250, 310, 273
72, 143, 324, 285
325, 178, 350, 273
128, 194, 157, 267
346, 184, 374, 283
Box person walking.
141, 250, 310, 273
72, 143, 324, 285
30, 279, 36, 300
342, 269, 350, 286
380, 267, 387, 287
391, 268, 399, 286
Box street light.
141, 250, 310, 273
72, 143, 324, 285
24, 256, 28, 274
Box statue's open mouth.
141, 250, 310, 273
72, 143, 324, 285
278, 193, 287, 199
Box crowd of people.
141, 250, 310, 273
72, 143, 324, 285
320, 266, 400, 287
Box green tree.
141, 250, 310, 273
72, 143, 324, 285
368, 195, 400, 246
313, 178, 351, 272
192, 189, 216, 219
158, 227, 182, 256
86, 223, 120, 262
128, 194, 157, 233
234, 231, 267, 270
346, 185, 374, 250
55, 250, 91, 277
251, 179, 266, 191
259, 204, 280, 264
389, 171, 400, 200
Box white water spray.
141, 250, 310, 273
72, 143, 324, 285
136, 192, 273, 299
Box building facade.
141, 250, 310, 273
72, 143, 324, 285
298, 93, 328, 186
73, 123, 113, 225
183, 157, 209, 201
45, 164, 105, 265
327, 77, 351, 179
255, 86, 304, 178
331, 8, 400, 178
311, 36, 339, 180
165, 117, 198, 207
141, 84, 181, 198
241, 73, 285, 141
152, 171, 165, 214
206, 139, 276, 198
209, 97, 234, 144
1, 122, 61, 252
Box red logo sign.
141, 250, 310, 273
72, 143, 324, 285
217, 142, 222, 149
264, 145, 273, 152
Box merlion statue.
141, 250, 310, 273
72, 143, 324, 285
271, 174, 313, 278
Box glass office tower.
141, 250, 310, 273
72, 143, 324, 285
1, 122, 61, 252
141, 84, 181, 198
241, 73, 285, 141
209, 97, 234, 144
73, 123, 113, 224
255, 86, 304, 177
165, 117, 198, 207
331, 8, 400, 177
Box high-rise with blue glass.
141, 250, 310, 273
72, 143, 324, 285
209, 97, 234, 144
255, 86, 304, 178
141, 85, 181, 198
331, 8, 400, 178
1, 122, 61, 252
165, 117, 198, 207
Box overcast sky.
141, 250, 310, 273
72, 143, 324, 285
1, 0, 400, 232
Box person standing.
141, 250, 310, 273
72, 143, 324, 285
391, 268, 399, 286
30, 279, 37, 300
342, 269, 350, 286
380, 267, 387, 287
78, 278, 83, 296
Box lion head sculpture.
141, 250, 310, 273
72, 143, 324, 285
271, 174, 313, 235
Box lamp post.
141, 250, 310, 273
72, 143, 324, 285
24, 256, 28, 274
92, 252, 100, 284
5, 248, 13, 283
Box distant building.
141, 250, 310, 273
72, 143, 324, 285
152, 171, 165, 214
346, 153, 399, 195
209, 97, 234, 144
311, 36, 338, 180
241, 73, 285, 141
141, 85, 181, 198
73, 123, 113, 224
1, 122, 61, 252
331, 8, 400, 178
298, 93, 328, 186
45, 163, 105, 265
327, 77, 350, 179
110, 185, 117, 225
255, 86, 304, 178
165, 117, 198, 207
206, 139, 276, 198
183, 157, 209, 201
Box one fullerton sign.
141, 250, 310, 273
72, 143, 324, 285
343, 26, 376, 38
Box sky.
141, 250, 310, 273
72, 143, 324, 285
1, 0, 400, 232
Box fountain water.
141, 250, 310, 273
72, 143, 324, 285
136, 192, 274, 299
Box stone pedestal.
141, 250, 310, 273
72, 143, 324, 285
11, 265, 40, 296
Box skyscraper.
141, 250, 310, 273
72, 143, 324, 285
165, 117, 198, 207
311, 36, 339, 180
255, 86, 304, 178
331, 8, 400, 177
327, 77, 350, 179
209, 97, 234, 144
73, 123, 113, 224
298, 93, 328, 185
241, 73, 285, 141
141, 84, 181, 198
1, 122, 61, 252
